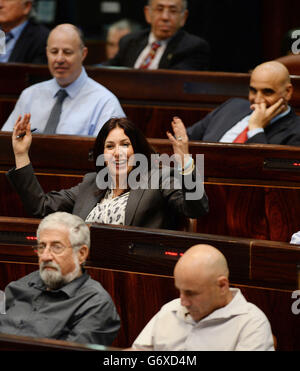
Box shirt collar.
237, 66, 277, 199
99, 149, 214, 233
200, 288, 249, 322
28, 269, 89, 298
2, 20, 28, 40
270, 105, 291, 124
52, 67, 88, 99
148, 32, 169, 47
175, 288, 249, 325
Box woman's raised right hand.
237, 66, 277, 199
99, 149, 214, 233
12, 114, 32, 169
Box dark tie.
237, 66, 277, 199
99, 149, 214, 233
233, 126, 249, 143
5, 32, 14, 44
139, 41, 161, 69
44, 89, 68, 134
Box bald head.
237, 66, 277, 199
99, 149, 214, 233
249, 60, 293, 108
251, 61, 291, 86
174, 245, 232, 322
174, 244, 229, 282
47, 24, 85, 49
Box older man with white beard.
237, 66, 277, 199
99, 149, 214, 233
0, 212, 120, 345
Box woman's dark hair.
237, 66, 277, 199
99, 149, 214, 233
93, 117, 156, 173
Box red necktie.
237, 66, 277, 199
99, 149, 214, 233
139, 41, 161, 69
233, 126, 249, 143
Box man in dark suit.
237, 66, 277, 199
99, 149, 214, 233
186, 61, 300, 146
0, 0, 49, 64
103, 0, 210, 71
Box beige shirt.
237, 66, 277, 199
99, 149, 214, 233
133, 288, 274, 351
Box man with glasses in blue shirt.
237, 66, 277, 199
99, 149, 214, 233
0, 212, 120, 345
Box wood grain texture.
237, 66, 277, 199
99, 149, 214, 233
1, 133, 300, 241
0, 219, 299, 350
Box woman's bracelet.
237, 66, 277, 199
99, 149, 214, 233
178, 155, 194, 172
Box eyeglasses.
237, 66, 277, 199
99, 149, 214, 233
151, 6, 184, 17
33, 243, 69, 256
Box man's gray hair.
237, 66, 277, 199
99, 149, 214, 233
23, 0, 36, 19
36, 212, 90, 251
148, 0, 188, 11
108, 19, 141, 34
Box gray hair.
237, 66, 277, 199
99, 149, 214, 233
148, 0, 188, 11
21, 0, 36, 19
36, 212, 90, 251
108, 19, 141, 34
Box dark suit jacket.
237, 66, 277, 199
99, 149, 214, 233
103, 29, 210, 71
187, 98, 300, 146
8, 19, 49, 64
7, 164, 209, 230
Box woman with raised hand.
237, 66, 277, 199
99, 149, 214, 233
7, 115, 208, 230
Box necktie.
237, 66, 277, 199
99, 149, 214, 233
139, 41, 161, 69
44, 89, 68, 134
5, 32, 13, 44
233, 126, 249, 143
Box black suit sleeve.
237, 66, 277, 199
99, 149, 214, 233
9, 20, 49, 64
6, 163, 79, 217
160, 167, 209, 218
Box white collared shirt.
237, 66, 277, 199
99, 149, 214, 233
134, 33, 169, 70
133, 288, 274, 351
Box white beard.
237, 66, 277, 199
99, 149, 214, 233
39, 258, 81, 290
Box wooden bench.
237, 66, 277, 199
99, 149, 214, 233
0, 217, 299, 350
1, 63, 300, 137
1, 132, 300, 241
0, 333, 112, 351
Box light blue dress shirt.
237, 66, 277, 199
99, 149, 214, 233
0, 21, 28, 63
1, 67, 125, 136
220, 106, 292, 143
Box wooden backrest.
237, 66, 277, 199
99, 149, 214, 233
1, 63, 300, 138
276, 54, 300, 75
0, 217, 299, 350
1, 133, 300, 241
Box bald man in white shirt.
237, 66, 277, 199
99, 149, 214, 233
132, 244, 275, 351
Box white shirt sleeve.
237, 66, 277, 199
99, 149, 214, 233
290, 231, 300, 245
132, 312, 159, 350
